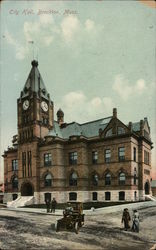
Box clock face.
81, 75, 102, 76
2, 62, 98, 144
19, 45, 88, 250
23, 100, 29, 110
41, 101, 48, 112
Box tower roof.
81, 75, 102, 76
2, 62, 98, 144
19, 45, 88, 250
21, 60, 50, 101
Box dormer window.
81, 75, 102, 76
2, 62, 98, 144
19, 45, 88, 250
105, 128, 112, 137
117, 127, 125, 135
42, 88, 46, 94
24, 87, 28, 93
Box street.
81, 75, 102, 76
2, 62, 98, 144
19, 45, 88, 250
0, 205, 156, 250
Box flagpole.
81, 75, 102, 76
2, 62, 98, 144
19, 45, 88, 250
28, 41, 34, 60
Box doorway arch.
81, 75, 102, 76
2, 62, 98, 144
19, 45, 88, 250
21, 182, 34, 196
145, 181, 150, 195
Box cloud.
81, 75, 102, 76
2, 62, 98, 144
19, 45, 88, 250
61, 16, 80, 42
85, 19, 95, 31
135, 79, 146, 92
112, 75, 147, 101
23, 15, 56, 49
4, 30, 29, 60
56, 91, 114, 123
39, 15, 54, 26
5, 14, 97, 59
43, 36, 53, 46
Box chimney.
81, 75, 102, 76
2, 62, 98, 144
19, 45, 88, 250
140, 119, 144, 135
128, 122, 132, 132
113, 108, 117, 118
57, 109, 64, 126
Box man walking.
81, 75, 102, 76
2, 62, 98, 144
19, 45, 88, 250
121, 208, 131, 231
51, 198, 57, 213
46, 199, 50, 213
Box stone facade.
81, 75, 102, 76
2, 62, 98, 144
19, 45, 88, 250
151, 180, 156, 196
3, 60, 153, 204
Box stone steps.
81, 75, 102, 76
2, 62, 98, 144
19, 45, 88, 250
7, 196, 34, 208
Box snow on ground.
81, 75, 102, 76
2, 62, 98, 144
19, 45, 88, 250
0, 202, 156, 250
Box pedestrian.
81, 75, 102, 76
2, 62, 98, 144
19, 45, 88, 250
131, 209, 139, 232
51, 197, 57, 213
121, 208, 131, 231
46, 199, 50, 213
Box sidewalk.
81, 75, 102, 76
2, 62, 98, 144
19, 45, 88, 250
1, 200, 156, 215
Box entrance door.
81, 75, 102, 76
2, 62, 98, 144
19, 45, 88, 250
12, 194, 18, 200
21, 182, 34, 196
44, 193, 51, 202
145, 182, 150, 195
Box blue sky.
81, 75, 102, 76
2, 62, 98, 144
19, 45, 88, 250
0, 0, 156, 181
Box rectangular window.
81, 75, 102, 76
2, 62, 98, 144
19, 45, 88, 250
118, 147, 125, 161
144, 169, 150, 175
133, 147, 136, 162
119, 191, 125, 201
105, 192, 111, 201
27, 151, 32, 177
92, 151, 98, 164
134, 174, 137, 185
92, 192, 98, 201
144, 150, 149, 165
69, 192, 77, 201
22, 152, 26, 177
44, 153, 52, 166
69, 152, 77, 165
105, 149, 111, 163
12, 159, 18, 171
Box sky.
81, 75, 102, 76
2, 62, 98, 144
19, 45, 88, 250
0, 0, 156, 182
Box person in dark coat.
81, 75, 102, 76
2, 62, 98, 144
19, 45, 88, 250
46, 199, 50, 213
51, 198, 57, 213
121, 208, 131, 231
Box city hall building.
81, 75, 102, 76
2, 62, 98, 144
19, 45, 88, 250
3, 60, 153, 204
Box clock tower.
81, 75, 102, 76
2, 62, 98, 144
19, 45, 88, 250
17, 60, 54, 143
17, 60, 54, 198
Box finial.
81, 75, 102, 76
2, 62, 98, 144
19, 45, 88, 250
31, 60, 38, 67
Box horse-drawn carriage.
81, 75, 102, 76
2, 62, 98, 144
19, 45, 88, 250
55, 202, 85, 234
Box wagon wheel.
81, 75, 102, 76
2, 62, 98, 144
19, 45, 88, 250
55, 221, 59, 232
75, 222, 79, 234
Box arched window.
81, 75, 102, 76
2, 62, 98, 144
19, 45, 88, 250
44, 173, 52, 187
105, 173, 111, 185
12, 177, 18, 189
92, 174, 98, 186
69, 172, 78, 186
119, 172, 126, 185
105, 128, 112, 137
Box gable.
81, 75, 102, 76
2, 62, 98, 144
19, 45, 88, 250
144, 120, 150, 134
100, 117, 130, 138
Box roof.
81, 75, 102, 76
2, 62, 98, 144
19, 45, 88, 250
151, 180, 156, 187
47, 115, 150, 141
48, 117, 112, 139
21, 60, 50, 101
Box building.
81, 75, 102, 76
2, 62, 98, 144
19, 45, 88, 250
0, 183, 4, 203
151, 180, 156, 196
3, 60, 153, 204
